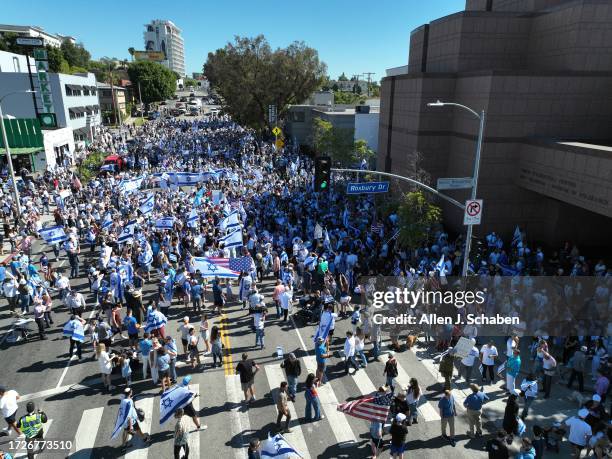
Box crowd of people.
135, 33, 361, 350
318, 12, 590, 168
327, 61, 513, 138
0, 111, 610, 458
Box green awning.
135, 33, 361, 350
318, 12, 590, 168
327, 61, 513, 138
0, 147, 44, 155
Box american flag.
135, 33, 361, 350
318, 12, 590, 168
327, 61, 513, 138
207, 257, 229, 268
337, 392, 393, 423
229, 256, 253, 273
371, 222, 384, 235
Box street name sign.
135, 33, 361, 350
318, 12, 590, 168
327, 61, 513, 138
463, 199, 483, 225
16, 37, 43, 46
346, 181, 389, 194
437, 177, 474, 190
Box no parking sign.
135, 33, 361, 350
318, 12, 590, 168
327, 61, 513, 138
463, 199, 483, 225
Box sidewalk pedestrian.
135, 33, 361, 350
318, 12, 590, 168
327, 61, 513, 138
280, 353, 301, 402
463, 384, 488, 438
506, 348, 522, 395
567, 345, 587, 393
460, 338, 479, 384
520, 373, 538, 419
486, 430, 509, 459
502, 394, 519, 444
440, 348, 456, 391
173, 408, 190, 459
210, 326, 223, 368
304, 373, 323, 422
164, 336, 178, 384
389, 413, 408, 459
438, 390, 457, 447
384, 354, 398, 393
139, 333, 153, 380
542, 352, 557, 398
97, 343, 116, 392
405, 378, 421, 425
565, 408, 592, 458
343, 331, 359, 375
481, 340, 498, 385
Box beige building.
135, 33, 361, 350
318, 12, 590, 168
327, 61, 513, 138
96, 83, 127, 124
378, 0, 612, 248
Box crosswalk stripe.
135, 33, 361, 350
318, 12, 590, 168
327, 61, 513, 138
302, 356, 356, 447
349, 364, 377, 395
71, 407, 104, 458
14, 420, 54, 459
226, 375, 249, 459
188, 384, 200, 458
264, 365, 312, 459
125, 396, 154, 459
394, 359, 441, 422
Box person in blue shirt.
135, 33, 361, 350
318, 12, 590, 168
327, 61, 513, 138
315, 337, 330, 384
438, 390, 457, 447
516, 438, 536, 459
123, 309, 139, 350
139, 334, 153, 380
191, 281, 203, 312
463, 384, 489, 437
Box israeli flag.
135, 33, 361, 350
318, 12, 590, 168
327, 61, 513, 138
117, 220, 137, 244
192, 257, 240, 278
260, 433, 303, 458
111, 399, 136, 440
159, 384, 196, 424
220, 211, 240, 231
39, 226, 68, 244
119, 177, 143, 193
512, 226, 522, 246
219, 228, 243, 249
187, 208, 198, 228
100, 163, 115, 172
139, 194, 154, 215
155, 217, 175, 230
145, 309, 167, 333
175, 172, 201, 186
101, 213, 113, 230
62, 319, 84, 343
313, 310, 333, 343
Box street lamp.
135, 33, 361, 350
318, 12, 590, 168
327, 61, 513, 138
427, 100, 486, 277
0, 90, 36, 217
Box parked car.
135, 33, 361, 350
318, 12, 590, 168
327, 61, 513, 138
147, 111, 161, 120
188, 106, 200, 116
179, 96, 188, 102
102, 155, 126, 171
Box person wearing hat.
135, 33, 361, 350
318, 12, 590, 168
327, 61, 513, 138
565, 408, 593, 457
439, 348, 456, 391
17, 402, 47, 459
567, 345, 587, 393
390, 411, 409, 458
315, 336, 330, 384
463, 384, 488, 438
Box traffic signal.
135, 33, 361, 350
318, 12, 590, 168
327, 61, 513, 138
314, 156, 331, 191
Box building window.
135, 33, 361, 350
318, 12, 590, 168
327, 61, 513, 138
12, 57, 20, 73
65, 85, 73, 96
83, 88, 89, 96
147, 25, 154, 32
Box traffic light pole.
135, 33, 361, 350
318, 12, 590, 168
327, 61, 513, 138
331, 168, 466, 211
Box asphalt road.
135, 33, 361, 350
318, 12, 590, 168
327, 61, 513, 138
0, 196, 587, 458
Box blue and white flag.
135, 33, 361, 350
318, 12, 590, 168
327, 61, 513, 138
187, 208, 198, 228
111, 399, 136, 440
193, 188, 205, 207
219, 211, 240, 231
39, 226, 67, 245
192, 257, 240, 278
139, 194, 154, 215
512, 226, 522, 246
260, 433, 303, 458
313, 310, 334, 343
101, 213, 113, 230
159, 385, 196, 425
117, 220, 137, 244
342, 207, 350, 228
211, 190, 224, 205
145, 309, 167, 333
207, 143, 212, 156
119, 177, 143, 193
100, 163, 115, 172
155, 217, 175, 230
62, 319, 85, 343
219, 228, 243, 249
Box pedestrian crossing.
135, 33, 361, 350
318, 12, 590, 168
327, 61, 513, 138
35, 346, 462, 459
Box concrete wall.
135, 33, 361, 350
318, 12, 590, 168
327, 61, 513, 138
0, 50, 28, 73
40, 127, 74, 171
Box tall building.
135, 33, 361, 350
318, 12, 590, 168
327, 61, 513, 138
0, 24, 75, 47
378, 0, 612, 248
144, 20, 185, 76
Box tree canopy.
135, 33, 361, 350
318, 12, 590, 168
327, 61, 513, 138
311, 117, 374, 166
397, 191, 442, 249
204, 35, 327, 131
127, 61, 176, 104
60, 41, 91, 68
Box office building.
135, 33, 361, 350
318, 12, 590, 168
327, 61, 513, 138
377, 0, 612, 247
144, 20, 185, 76
0, 50, 100, 170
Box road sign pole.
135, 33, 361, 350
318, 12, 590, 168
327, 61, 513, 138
461, 109, 486, 277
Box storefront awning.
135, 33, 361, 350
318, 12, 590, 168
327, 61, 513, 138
0, 147, 43, 155
66, 84, 83, 91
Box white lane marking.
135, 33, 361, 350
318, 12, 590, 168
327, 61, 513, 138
188, 384, 200, 458
71, 407, 104, 458
289, 316, 308, 352
265, 364, 311, 459
14, 420, 54, 459
350, 365, 377, 395
19, 379, 101, 403
303, 356, 356, 447
125, 396, 154, 459
226, 375, 249, 459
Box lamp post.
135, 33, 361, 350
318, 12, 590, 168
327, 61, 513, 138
0, 90, 36, 217
427, 100, 486, 277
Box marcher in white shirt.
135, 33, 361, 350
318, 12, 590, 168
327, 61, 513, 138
565, 408, 592, 457
460, 339, 479, 384
343, 331, 359, 375
279, 284, 293, 322
480, 341, 498, 384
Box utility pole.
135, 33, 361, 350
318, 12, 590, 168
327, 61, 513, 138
363, 72, 375, 97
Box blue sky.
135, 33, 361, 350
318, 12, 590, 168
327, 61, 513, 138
3, 0, 464, 81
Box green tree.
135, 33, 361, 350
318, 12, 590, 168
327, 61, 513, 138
355, 85, 362, 94
338, 72, 348, 81
204, 35, 326, 131
60, 41, 91, 68
333, 91, 366, 105
311, 117, 355, 165
332, 83, 339, 92
183, 77, 198, 88
354, 139, 375, 164
312, 118, 334, 156
46, 45, 68, 73
397, 191, 442, 249
127, 60, 176, 103
0, 32, 20, 53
